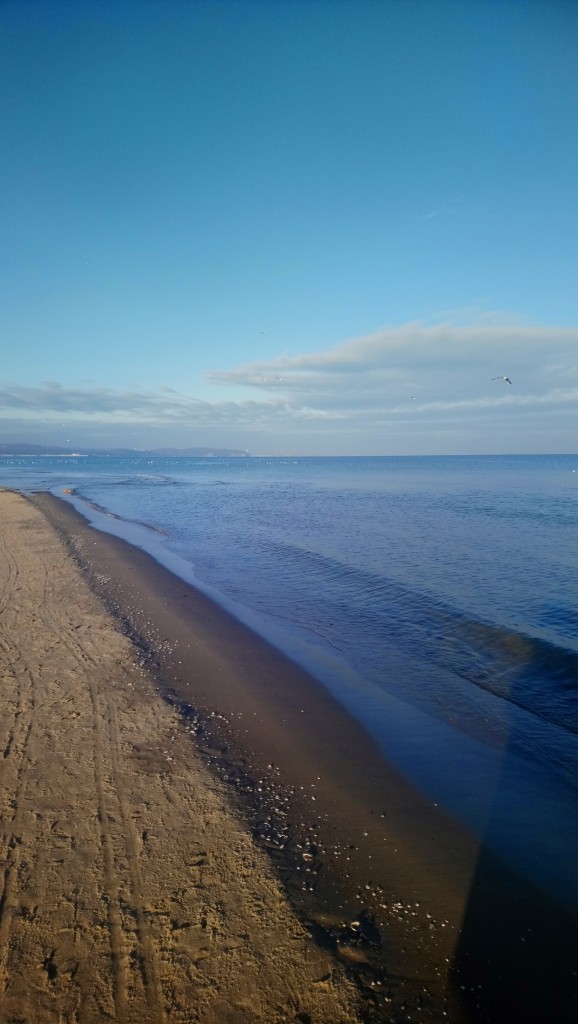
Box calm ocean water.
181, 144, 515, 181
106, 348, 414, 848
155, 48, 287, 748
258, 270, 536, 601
2, 453, 578, 902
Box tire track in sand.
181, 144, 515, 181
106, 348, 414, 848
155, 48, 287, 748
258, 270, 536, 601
0, 519, 129, 1020
38, 550, 165, 1022
107, 696, 166, 1021
32, 546, 131, 1021
0, 515, 19, 616
85, 675, 130, 1021
0, 524, 37, 1001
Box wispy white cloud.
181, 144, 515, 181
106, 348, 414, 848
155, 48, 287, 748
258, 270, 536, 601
1, 317, 577, 452
207, 319, 578, 404
423, 198, 461, 221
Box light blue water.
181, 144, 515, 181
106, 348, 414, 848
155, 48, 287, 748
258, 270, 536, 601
2, 453, 578, 902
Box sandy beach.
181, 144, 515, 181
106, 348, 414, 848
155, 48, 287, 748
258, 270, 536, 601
0, 490, 366, 1023
1, 488, 577, 1024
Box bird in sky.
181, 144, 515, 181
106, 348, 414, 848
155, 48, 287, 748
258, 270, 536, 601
492, 375, 512, 385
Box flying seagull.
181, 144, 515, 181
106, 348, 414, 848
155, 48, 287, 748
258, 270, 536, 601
492, 375, 512, 385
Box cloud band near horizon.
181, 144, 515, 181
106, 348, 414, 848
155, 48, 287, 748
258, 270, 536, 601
2, 319, 577, 452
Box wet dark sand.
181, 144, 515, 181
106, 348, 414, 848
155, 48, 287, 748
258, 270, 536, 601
29, 492, 578, 1023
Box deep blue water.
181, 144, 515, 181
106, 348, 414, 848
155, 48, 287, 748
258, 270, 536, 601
2, 453, 578, 902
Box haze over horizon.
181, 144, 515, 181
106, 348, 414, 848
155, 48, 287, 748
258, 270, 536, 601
2, 1, 577, 456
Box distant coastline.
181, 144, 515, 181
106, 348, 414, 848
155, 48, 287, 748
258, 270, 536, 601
0, 443, 251, 458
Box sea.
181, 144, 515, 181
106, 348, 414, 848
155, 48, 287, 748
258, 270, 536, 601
2, 453, 578, 906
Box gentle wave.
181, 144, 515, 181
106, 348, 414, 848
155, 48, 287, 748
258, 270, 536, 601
257, 539, 578, 737
73, 490, 169, 536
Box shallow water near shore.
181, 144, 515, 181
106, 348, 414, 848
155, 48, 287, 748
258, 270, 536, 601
2, 453, 578, 909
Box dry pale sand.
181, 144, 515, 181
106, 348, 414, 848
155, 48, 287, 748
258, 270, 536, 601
0, 490, 364, 1024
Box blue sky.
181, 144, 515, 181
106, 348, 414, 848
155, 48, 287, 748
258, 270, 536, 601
1, 0, 577, 454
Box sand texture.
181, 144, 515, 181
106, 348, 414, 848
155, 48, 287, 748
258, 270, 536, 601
0, 490, 363, 1023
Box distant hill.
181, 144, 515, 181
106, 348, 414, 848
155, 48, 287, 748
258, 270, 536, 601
0, 444, 251, 458
148, 447, 250, 457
